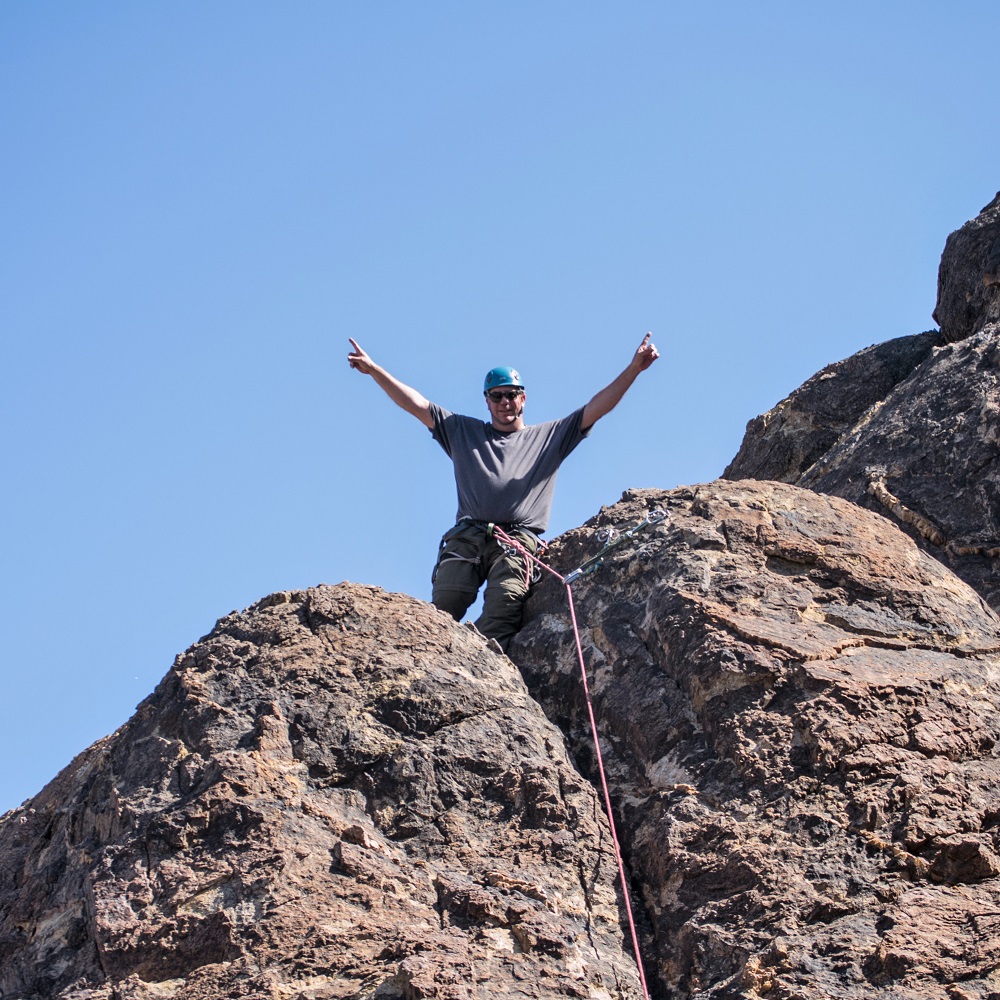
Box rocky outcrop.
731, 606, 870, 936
6, 200, 1000, 1000
513, 481, 1000, 998
5, 482, 1000, 998
799, 328, 1000, 610
934, 192, 1000, 343
0, 585, 642, 999
725, 195, 1000, 611
722, 331, 939, 485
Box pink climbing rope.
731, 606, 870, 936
491, 526, 652, 1000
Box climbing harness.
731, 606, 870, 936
435, 519, 542, 586
487, 522, 546, 587
491, 515, 666, 1000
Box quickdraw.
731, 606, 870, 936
563, 508, 666, 585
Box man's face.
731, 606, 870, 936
485, 387, 526, 430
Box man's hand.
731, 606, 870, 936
630, 332, 660, 373
581, 331, 661, 430
346, 338, 434, 428
348, 338, 376, 375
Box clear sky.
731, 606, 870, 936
3, 2, 998, 814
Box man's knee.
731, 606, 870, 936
475, 575, 530, 650
432, 588, 477, 621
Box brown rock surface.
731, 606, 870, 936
0, 585, 642, 999
10, 185, 1000, 1000
512, 480, 1000, 998
5, 482, 1000, 998
725, 195, 1000, 612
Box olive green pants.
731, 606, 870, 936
431, 521, 540, 651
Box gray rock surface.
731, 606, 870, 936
934, 192, 1000, 343
513, 481, 1000, 999
0, 585, 642, 999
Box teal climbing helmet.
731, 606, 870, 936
483, 366, 525, 394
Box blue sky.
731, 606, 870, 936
3, 2, 998, 814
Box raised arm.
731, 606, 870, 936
581, 332, 660, 430
347, 338, 434, 429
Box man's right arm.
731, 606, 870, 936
347, 338, 434, 429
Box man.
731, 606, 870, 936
347, 334, 659, 649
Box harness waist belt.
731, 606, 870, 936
458, 517, 541, 536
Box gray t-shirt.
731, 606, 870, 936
429, 402, 590, 534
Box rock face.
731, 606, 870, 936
933, 192, 1000, 343
0, 585, 642, 999
512, 480, 1000, 998
722, 331, 939, 486
725, 194, 1000, 611
798, 329, 1000, 610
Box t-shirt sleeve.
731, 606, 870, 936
428, 402, 455, 457
556, 406, 591, 460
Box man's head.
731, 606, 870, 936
483, 366, 526, 431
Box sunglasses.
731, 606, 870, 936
486, 390, 524, 403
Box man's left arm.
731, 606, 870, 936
581, 332, 660, 431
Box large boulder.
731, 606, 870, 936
513, 480, 1000, 999
0, 585, 642, 999
5, 497, 1000, 997
8, 199, 1000, 1000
